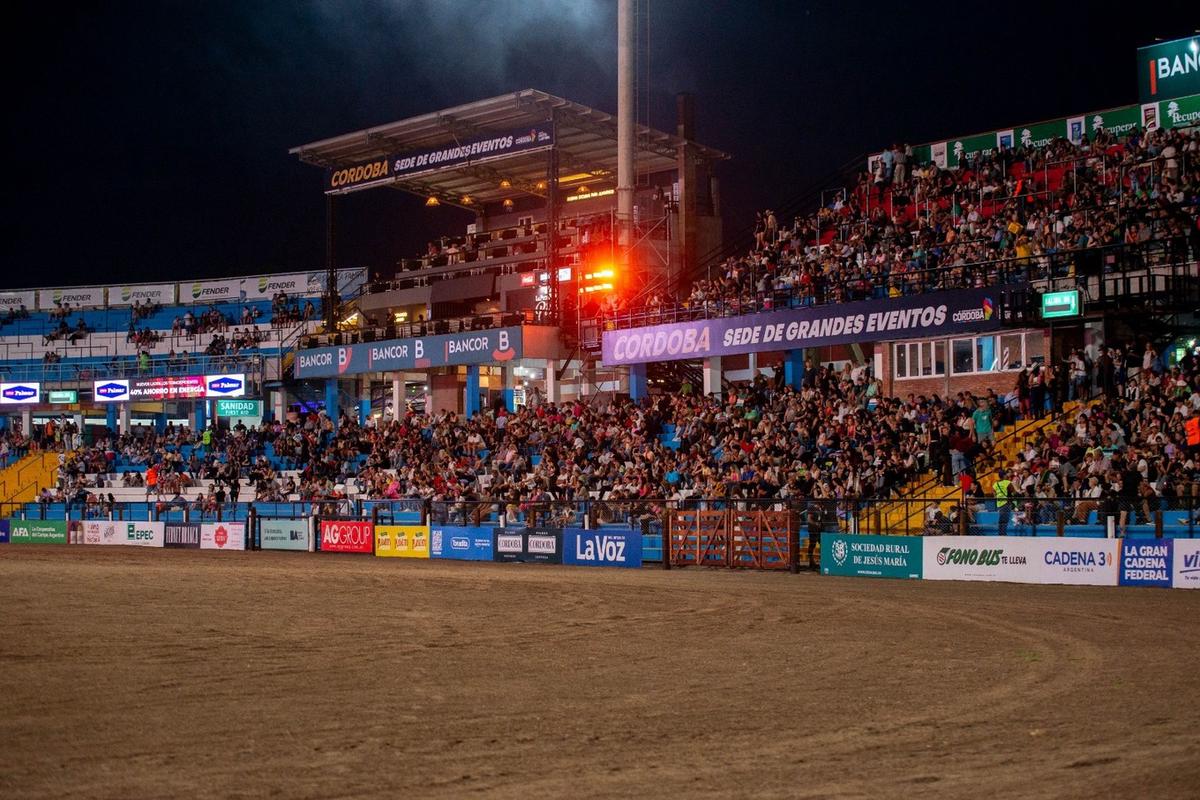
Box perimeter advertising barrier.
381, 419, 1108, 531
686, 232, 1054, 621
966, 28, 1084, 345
493, 527, 563, 564
429, 526, 494, 561
374, 525, 430, 558
318, 519, 374, 554
259, 518, 311, 551
8, 519, 67, 544
822, 534, 1199, 588
79, 520, 165, 547
922, 536, 1119, 586
822, 534, 923, 579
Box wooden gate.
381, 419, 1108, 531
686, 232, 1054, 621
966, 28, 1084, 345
669, 509, 795, 570
729, 510, 792, 570
668, 509, 731, 566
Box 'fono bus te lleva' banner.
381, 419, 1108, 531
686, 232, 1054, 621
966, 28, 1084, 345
602, 287, 1005, 367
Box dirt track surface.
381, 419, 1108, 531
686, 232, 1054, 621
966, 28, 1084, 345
1, 547, 1198, 799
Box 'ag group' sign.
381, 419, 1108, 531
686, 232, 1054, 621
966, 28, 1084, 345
318, 520, 374, 554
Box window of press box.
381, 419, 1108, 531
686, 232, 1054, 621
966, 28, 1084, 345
896, 332, 1043, 379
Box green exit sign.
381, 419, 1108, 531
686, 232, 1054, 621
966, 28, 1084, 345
215, 399, 262, 418
1041, 290, 1080, 319
48, 390, 78, 404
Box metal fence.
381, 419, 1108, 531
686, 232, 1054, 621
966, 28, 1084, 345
5, 493, 1197, 540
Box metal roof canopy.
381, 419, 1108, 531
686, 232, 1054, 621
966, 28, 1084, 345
289, 89, 729, 209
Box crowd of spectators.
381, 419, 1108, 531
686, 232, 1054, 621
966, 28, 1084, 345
619, 125, 1200, 323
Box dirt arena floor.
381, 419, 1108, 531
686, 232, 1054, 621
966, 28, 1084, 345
1, 547, 1198, 799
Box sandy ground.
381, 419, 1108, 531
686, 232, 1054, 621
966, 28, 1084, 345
1, 546, 1198, 799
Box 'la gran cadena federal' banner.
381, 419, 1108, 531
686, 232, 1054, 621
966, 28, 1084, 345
374, 525, 431, 558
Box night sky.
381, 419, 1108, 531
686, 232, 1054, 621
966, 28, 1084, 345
4, 0, 1197, 289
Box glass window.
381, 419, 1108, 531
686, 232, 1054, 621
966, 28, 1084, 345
1025, 332, 1045, 366
999, 333, 1024, 370
895, 343, 908, 378
976, 336, 997, 372
952, 339, 974, 374
920, 342, 934, 376
933, 341, 946, 376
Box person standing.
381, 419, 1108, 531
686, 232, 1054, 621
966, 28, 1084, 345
994, 470, 1014, 536
972, 399, 995, 447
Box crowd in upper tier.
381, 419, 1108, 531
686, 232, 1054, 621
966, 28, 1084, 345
616, 125, 1200, 323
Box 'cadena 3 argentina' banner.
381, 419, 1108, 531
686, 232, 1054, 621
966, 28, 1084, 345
602, 287, 1007, 366
326, 125, 554, 193
295, 327, 521, 378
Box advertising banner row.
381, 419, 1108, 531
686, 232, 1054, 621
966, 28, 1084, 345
92, 374, 246, 403
875, 92, 1200, 173
315, 520, 642, 568
4, 519, 245, 550
602, 287, 1003, 367
823, 534, 1200, 589
295, 327, 523, 379
0, 268, 367, 311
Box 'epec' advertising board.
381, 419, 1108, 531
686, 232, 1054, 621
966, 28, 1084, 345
922, 536, 1118, 586
374, 525, 431, 558
259, 518, 309, 551
822, 534, 923, 579
319, 520, 374, 554
1119, 539, 1172, 588
82, 520, 165, 547
8, 519, 67, 544
601, 288, 1005, 367
430, 526, 494, 561
1172, 539, 1200, 590
202, 522, 245, 550
493, 527, 562, 564
295, 327, 522, 379
562, 528, 642, 568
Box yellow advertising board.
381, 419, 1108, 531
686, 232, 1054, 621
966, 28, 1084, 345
374, 525, 431, 558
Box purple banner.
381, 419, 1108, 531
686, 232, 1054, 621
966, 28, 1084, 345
601, 288, 1006, 366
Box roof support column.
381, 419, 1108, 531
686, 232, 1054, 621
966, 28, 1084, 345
617, 0, 635, 279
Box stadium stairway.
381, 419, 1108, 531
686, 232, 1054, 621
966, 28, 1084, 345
870, 398, 1096, 535
1, 451, 61, 507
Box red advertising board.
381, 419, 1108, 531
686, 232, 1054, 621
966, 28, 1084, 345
129, 375, 207, 400
319, 520, 374, 554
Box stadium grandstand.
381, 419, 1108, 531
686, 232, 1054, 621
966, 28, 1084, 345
7, 6, 1200, 798
3, 82, 1199, 547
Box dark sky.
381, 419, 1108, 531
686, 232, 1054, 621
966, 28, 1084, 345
3, 0, 1196, 289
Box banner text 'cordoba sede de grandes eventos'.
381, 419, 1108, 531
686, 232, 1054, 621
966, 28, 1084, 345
326, 126, 554, 192
602, 288, 1003, 367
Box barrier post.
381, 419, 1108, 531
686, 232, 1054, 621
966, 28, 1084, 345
661, 507, 671, 570
1155, 510, 1163, 539
788, 510, 800, 574
247, 505, 257, 550
1056, 508, 1065, 537
1106, 514, 1116, 539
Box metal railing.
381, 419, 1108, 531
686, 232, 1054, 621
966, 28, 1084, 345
584, 237, 1199, 341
